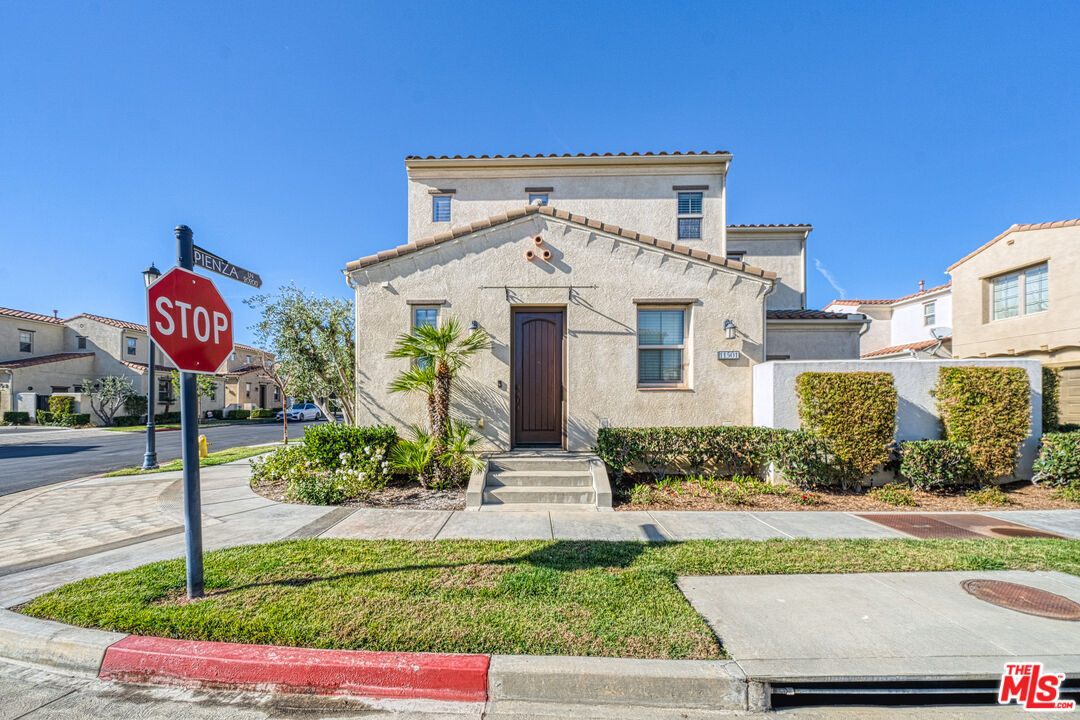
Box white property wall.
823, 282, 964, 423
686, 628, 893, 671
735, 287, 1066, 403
752, 358, 1043, 478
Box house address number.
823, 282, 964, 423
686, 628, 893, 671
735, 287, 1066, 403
717, 351, 741, 360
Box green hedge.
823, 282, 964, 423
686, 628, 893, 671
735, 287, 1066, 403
48, 395, 75, 417
154, 412, 182, 424
227, 409, 251, 420
1042, 367, 1060, 433
594, 426, 776, 481
113, 414, 142, 427
2, 412, 30, 425
795, 371, 897, 483
302, 423, 398, 469
898, 440, 978, 490
67, 413, 90, 426
250, 409, 275, 419
35, 410, 57, 425
36, 411, 90, 427
124, 394, 148, 417
935, 366, 1029, 479
1033, 431, 1080, 486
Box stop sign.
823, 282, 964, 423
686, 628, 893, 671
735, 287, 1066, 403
147, 267, 234, 374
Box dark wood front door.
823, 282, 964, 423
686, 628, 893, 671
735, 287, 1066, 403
513, 311, 564, 446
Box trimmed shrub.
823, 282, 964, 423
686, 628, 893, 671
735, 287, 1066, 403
1042, 367, 1060, 433
227, 409, 251, 420
935, 366, 1030, 479
1032, 431, 1080, 486
899, 440, 978, 490
250, 409, 275, 419
303, 423, 398, 469
594, 426, 776, 482
154, 412, 181, 424
67, 413, 90, 426
795, 371, 897, 484
35, 411, 57, 425
113, 414, 142, 427
2, 412, 30, 425
48, 395, 75, 417
767, 428, 835, 488
124, 394, 148, 417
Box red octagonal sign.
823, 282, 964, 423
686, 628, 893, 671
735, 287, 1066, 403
147, 267, 234, 374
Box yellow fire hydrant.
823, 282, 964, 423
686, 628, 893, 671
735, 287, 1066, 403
198, 434, 210, 459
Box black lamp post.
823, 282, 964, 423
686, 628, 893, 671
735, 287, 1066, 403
141, 263, 161, 470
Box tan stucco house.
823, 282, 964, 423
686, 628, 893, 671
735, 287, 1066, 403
948, 219, 1080, 424
0, 307, 280, 420
345, 151, 865, 451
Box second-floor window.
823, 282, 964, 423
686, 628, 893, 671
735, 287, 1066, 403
158, 378, 172, 402
245, 355, 251, 364
76, 335, 87, 349
432, 195, 451, 223
126, 337, 137, 356
991, 262, 1048, 320
677, 191, 703, 240
18, 330, 33, 353
923, 302, 936, 326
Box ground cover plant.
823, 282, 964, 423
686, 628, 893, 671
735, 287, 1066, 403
19, 538, 1080, 660
104, 446, 274, 476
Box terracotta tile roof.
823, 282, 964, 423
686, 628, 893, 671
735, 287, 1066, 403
0, 352, 94, 369
405, 150, 730, 160
826, 282, 951, 308
345, 204, 776, 280
120, 360, 175, 373
221, 363, 266, 376
862, 336, 952, 358
767, 309, 860, 320
65, 313, 146, 332
233, 343, 265, 354
947, 219, 1080, 272
0, 306, 64, 324
728, 224, 812, 230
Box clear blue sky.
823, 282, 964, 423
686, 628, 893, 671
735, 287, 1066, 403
2, 1, 1078, 344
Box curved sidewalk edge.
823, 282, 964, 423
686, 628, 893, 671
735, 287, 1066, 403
0, 608, 126, 676
98, 635, 489, 702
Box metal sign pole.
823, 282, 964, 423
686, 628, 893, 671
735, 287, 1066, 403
176, 224, 204, 599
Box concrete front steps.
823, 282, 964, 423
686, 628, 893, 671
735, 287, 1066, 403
466, 451, 612, 511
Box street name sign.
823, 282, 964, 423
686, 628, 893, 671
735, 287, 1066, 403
193, 244, 263, 289
147, 266, 234, 374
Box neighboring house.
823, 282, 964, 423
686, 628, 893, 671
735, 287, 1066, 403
825, 282, 952, 359
947, 219, 1080, 424
345, 150, 865, 451
0, 307, 279, 419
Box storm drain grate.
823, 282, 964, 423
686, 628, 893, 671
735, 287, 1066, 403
856, 514, 985, 539
961, 579, 1080, 621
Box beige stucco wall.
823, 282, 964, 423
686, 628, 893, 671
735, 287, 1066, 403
765, 322, 863, 360
0, 317, 67, 360
950, 224, 1080, 365
406, 158, 729, 256
350, 214, 771, 451
726, 228, 807, 309
0, 355, 96, 413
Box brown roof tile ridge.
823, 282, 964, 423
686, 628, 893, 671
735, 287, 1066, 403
947, 219, 1080, 272
0, 306, 66, 324
862, 336, 951, 358
405, 150, 731, 160
0, 352, 95, 369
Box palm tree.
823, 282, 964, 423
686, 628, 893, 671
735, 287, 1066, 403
388, 363, 437, 433
387, 318, 489, 486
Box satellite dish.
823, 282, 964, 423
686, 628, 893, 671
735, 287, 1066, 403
930, 326, 952, 340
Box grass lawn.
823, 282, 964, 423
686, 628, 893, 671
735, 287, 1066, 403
19, 537, 1080, 659
103, 445, 274, 476
103, 420, 279, 432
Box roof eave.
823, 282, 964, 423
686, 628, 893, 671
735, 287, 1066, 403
404, 153, 733, 172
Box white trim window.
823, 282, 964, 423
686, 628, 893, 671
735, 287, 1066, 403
677, 191, 703, 240
412, 306, 439, 370
432, 195, 451, 223
637, 308, 688, 386
18, 330, 33, 353
126, 337, 137, 356
923, 301, 936, 326
991, 262, 1048, 320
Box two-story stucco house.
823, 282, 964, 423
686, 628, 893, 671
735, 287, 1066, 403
948, 219, 1080, 424
824, 282, 953, 359
0, 307, 280, 420
345, 151, 865, 453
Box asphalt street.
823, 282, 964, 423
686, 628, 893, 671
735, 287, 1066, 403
0, 420, 321, 495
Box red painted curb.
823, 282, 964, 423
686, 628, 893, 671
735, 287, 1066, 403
99, 636, 489, 702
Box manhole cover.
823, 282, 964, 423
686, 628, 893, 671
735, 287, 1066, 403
961, 579, 1080, 621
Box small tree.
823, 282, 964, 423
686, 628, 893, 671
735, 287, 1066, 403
170, 370, 219, 419
257, 352, 295, 445
83, 376, 136, 426
388, 318, 489, 487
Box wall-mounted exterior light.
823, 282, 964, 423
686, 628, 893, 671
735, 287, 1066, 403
724, 319, 737, 340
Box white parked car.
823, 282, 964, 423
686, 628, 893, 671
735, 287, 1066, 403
277, 403, 322, 422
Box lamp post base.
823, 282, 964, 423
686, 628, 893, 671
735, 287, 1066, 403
141, 451, 158, 470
